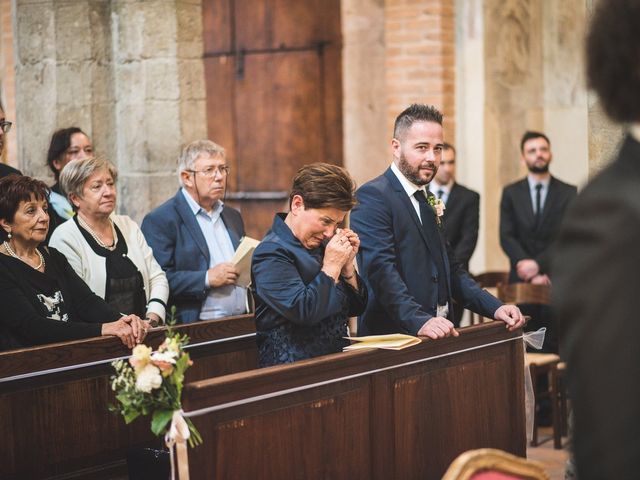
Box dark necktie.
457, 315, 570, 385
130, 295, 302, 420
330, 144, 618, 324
413, 190, 449, 305
437, 189, 444, 200
535, 183, 543, 225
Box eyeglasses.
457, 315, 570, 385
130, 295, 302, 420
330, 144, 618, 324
188, 166, 230, 178
0, 121, 12, 134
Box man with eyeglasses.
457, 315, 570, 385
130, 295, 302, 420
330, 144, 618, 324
0, 101, 22, 178
142, 139, 247, 324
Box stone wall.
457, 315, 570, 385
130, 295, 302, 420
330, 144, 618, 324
0, 0, 17, 167
10, 0, 206, 222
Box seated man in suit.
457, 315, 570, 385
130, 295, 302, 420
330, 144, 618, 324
500, 131, 577, 352
141, 140, 247, 324
351, 103, 525, 337
428, 142, 479, 324
0, 101, 21, 178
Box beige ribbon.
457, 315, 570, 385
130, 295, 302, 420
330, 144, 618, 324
165, 410, 191, 480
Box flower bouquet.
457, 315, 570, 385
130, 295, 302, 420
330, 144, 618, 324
110, 323, 202, 448
427, 195, 446, 226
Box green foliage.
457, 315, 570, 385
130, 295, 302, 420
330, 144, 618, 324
109, 315, 202, 447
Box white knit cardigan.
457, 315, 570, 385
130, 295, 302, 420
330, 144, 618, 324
49, 215, 169, 320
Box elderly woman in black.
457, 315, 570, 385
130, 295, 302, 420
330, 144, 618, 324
0, 175, 147, 351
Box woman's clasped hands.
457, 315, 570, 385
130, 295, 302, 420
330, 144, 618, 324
101, 314, 151, 349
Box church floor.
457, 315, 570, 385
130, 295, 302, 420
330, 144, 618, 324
527, 427, 571, 480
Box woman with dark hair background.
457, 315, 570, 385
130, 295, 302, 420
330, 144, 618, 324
46, 127, 93, 233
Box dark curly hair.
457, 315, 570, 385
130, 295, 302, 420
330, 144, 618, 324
587, 0, 640, 123
289, 163, 357, 212
0, 175, 49, 241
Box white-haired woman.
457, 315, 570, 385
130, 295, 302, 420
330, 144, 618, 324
50, 157, 169, 325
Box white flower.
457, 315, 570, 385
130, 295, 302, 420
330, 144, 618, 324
135, 364, 163, 393
151, 351, 177, 363
434, 200, 445, 217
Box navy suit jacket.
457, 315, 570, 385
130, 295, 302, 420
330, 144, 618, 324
141, 190, 245, 324
351, 168, 502, 335
252, 214, 367, 366
442, 183, 480, 270
500, 176, 577, 282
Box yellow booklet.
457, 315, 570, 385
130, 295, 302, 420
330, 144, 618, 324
343, 334, 422, 351
231, 236, 261, 288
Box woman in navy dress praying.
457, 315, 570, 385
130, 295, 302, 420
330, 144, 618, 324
251, 163, 367, 367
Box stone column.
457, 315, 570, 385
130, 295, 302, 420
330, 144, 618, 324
479, 0, 592, 271
341, 0, 388, 187
12, 0, 206, 223
454, 0, 485, 274
584, 0, 625, 175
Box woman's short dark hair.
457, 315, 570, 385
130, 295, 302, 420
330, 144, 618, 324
587, 0, 640, 123
46, 127, 86, 180
289, 163, 357, 212
0, 175, 49, 239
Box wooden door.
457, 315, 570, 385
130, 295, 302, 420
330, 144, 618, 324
203, 0, 343, 239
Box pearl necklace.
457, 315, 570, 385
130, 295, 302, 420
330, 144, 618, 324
3, 241, 45, 270
77, 215, 117, 251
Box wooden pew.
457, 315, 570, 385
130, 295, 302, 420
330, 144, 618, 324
182, 321, 526, 480
0, 314, 257, 480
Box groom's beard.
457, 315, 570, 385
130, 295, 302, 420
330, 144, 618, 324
398, 152, 437, 186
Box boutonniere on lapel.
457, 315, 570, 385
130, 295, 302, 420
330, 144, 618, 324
427, 196, 446, 226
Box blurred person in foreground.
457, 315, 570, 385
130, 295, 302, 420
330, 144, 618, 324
0, 174, 148, 351
552, 1, 640, 478
50, 157, 169, 325
251, 163, 367, 367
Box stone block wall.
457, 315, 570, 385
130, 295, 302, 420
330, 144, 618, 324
0, 0, 17, 167
10, 0, 206, 223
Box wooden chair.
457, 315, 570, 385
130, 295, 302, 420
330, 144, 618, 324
470, 271, 510, 324
496, 282, 564, 449
442, 448, 550, 480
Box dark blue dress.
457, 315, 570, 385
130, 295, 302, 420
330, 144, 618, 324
251, 214, 367, 367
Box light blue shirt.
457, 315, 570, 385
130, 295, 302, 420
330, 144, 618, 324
428, 181, 451, 206
181, 189, 246, 320
527, 175, 550, 215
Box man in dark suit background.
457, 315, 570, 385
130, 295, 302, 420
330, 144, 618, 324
500, 130, 576, 352
500, 131, 577, 286
141, 140, 247, 324
0, 101, 22, 178
351, 104, 524, 337
429, 143, 479, 272
429, 143, 479, 325
553, 1, 640, 477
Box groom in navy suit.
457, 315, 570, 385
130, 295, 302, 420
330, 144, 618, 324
351, 104, 524, 338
